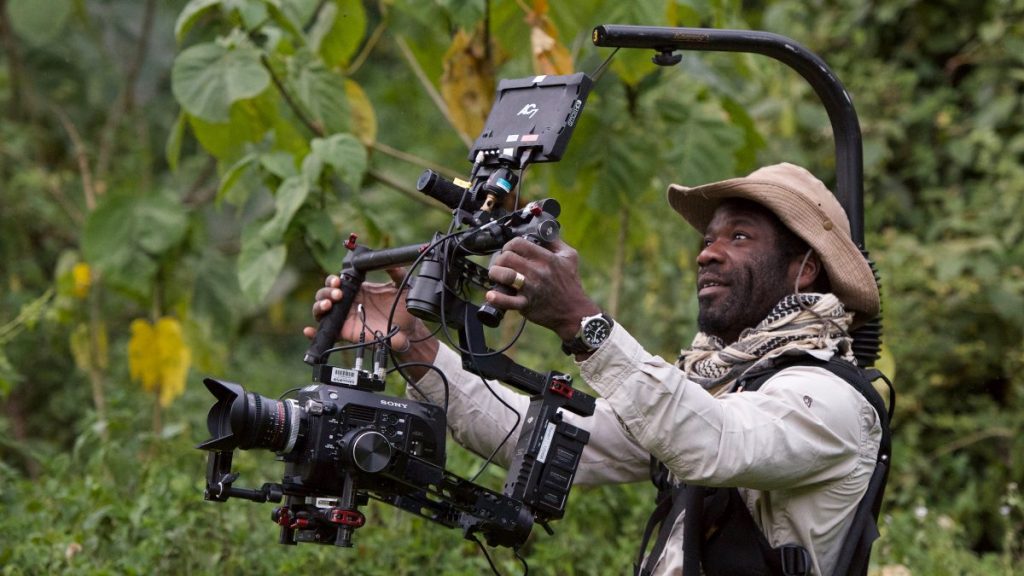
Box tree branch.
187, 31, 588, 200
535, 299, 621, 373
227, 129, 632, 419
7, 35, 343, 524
52, 106, 98, 211
927, 426, 1015, 461
346, 14, 388, 76
369, 141, 463, 181
96, 0, 158, 185
0, 0, 26, 120
262, 54, 326, 138
366, 169, 449, 211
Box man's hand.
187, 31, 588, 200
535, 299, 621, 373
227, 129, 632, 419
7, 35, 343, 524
302, 268, 438, 369
485, 237, 601, 342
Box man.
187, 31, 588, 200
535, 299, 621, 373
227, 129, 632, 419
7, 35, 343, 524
306, 163, 884, 575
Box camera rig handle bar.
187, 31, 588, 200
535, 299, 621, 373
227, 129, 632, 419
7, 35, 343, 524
303, 240, 428, 365
303, 196, 562, 365
301, 198, 594, 414
592, 24, 883, 366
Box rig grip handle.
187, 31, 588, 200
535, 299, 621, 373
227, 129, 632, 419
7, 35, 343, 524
476, 235, 541, 328
303, 275, 361, 365
477, 283, 514, 329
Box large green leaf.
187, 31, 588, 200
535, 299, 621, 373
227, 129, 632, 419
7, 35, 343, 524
172, 40, 271, 122
286, 51, 350, 135
189, 249, 242, 333
301, 207, 342, 271
310, 133, 366, 191
238, 234, 288, 304
259, 151, 300, 179
260, 175, 311, 243
663, 104, 744, 186
310, 0, 367, 69
262, 0, 307, 43
216, 153, 259, 203
82, 193, 190, 296
590, 127, 658, 214
165, 112, 187, 172
187, 94, 276, 160
6, 0, 72, 47
174, 0, 223, 43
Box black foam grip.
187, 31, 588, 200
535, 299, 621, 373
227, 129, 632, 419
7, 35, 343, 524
417, 169, 470, 211
303, 278, 359, 365
477, 287, 513, 328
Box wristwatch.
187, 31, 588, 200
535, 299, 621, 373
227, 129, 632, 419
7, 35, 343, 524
561, 313, 614, 356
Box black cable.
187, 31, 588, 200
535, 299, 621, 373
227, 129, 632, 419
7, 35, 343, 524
591, 46, 620, 83
471, 535, 505, 576
464, 302, 522, 483
277, 387, 303, 400
513, 546, 529, 576
387, 361, 451, 413
319, 325, 400, 358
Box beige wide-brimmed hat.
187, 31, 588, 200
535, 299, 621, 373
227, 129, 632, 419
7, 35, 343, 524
667, 162, 880, 326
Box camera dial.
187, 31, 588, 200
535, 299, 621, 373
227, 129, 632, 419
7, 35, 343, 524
343, 429, 393, 473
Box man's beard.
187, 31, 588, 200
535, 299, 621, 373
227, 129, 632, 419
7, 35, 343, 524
697, 252, 794, 343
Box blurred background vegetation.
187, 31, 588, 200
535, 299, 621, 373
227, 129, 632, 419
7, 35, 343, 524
1, 0, 1022, 574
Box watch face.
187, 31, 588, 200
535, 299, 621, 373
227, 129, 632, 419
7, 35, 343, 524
581, 316, 612, 348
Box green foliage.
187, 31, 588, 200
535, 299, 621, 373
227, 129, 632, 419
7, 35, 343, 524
5, 0, 73, 47
3, 0, 1024, 573
83, 192, 191, 300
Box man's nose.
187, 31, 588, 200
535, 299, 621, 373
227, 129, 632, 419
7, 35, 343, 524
697, 239, 724, 267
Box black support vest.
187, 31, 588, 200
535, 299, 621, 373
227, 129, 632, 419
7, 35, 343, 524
635, 356, 894, 576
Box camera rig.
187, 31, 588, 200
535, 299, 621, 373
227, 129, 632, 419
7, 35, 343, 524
197, 73, 596, 550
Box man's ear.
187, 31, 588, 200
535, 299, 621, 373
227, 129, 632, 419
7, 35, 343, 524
791, 250, 822, 292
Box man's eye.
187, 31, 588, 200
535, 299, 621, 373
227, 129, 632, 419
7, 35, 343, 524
733, 232, 750, 240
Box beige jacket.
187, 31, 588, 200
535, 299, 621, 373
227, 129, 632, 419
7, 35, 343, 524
407, 323, 882, 575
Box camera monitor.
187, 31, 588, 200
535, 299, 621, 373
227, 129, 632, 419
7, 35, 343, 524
469, 73, 592, 166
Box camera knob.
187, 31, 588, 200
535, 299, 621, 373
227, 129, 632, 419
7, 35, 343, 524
346, 430, 393, 474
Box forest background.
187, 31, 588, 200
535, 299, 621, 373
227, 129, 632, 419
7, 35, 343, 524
2, 0, 1023, 574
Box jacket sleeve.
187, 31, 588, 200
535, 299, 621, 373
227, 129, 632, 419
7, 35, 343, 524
579, 323, 875, 491
406, 343, 651, 485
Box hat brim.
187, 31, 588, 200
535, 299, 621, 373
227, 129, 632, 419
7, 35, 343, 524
667, 178, 880, 327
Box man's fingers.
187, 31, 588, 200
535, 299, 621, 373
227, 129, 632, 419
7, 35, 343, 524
386, 267, 408, 287
489, 251, 529, 281
485, 286, 527, 310
504, 236, 551, 257
489, 265, 524, 290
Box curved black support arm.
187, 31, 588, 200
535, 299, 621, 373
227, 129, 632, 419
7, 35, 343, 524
592, 24, 864, 245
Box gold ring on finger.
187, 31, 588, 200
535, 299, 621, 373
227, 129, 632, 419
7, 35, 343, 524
511, 272, 526, 291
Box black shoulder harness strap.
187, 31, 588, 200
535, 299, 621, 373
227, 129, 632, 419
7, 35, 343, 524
636, 356, 894, 576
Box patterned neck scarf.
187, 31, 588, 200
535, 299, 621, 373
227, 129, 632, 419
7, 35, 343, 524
678, 293, 855, 394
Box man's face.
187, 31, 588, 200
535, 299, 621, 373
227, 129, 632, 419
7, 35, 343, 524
696, 200, 800, 343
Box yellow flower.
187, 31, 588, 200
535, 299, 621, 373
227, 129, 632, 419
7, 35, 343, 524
72, 263, 92, 299
128, 316, 192, 406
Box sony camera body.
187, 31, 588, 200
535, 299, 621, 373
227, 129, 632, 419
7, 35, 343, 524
279, 383, 446, 494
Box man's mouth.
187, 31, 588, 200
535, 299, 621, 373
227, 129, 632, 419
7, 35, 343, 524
698, 276, 728, 298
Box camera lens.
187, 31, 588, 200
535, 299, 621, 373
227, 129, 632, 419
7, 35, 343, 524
198, 379, 301, 453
